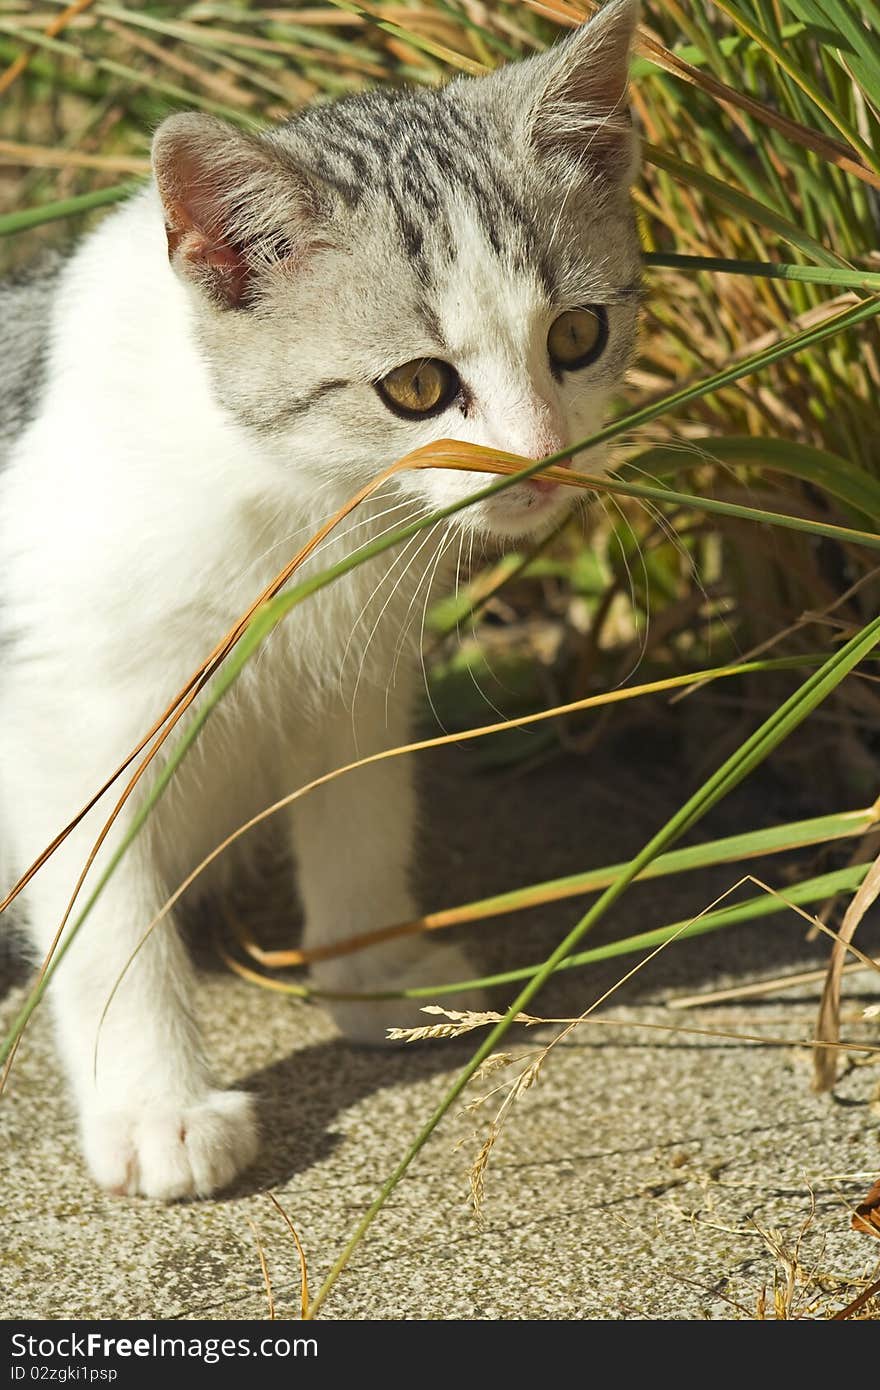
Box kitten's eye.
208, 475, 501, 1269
376, 358, 458, 419
547, 307, 608, 372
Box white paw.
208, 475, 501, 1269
317, 941, 488, 1046
81, 1090, 259, 1200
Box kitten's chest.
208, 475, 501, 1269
269, 542, 445, 690
223, 523, 453, 722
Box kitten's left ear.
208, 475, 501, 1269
530, 0, 640, 187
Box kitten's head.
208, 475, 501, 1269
152, 0, 641, 539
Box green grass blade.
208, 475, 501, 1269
632, 23, 809, 81
393, 863, 872, 997
644, 252, 880, 291
321, 0, 484, 74
577, 295, 880, 455
306, 613, 880, 1315
587, 474, 880, 548
0, 19, 251, 123
711, 0, 880, 173
402, 804, 879, 934
644, 143, 851, 267
0, 182, 140, 236
626, 436, 880, 524
778, 1, 880, 103
233, 857, 872, 1003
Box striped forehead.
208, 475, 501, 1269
290, 87, 539, 281
430, 201, 550, 365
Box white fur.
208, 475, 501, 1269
0, 11, 641, 1200
0, 195, 579, 1197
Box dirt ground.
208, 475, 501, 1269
2, 711, 879, 1320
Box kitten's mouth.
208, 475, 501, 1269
523, 456, 571, 500
526, 475, 561, 498
478, 459, 576, 538
524, 479, 562, 505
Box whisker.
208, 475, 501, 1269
349, 519, 441, 744
611, 460, 742, 660
337, 507, 430, 703
235, 479, 405, 585
388, 521, 447, 689
306, 490, 413, 569
602, 493, 651, 689
417, 527, 458, 737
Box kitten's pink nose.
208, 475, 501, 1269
524, 428, 567, 494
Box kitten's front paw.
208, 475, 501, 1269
82, 1090, 258, 1200
318, 941, 488, 1046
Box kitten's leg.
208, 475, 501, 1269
21, 822, 258, 1200
289, 692, 485, 1043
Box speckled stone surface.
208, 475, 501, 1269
2, 732, 879, 1320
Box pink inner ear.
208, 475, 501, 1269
154, 119, 262, 308
154, 115, 320, 308
166, 216, 250, 308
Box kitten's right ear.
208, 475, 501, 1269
152, 113, 322, 310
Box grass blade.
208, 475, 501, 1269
0, 181, 139, 235
305, 611, 880, 1315
249, 804, 879, 968
644, 252, 880, 292
626, 436, 880, 523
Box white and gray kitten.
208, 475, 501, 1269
0, 0, 642, 1199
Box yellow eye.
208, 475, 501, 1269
376, 358, 458, 418
547, 307, 608, 371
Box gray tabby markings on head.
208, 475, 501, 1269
152, 0, 641, 312
287, 89, 537, 282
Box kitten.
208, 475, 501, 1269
0, 0, 641, 1199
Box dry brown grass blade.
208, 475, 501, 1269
636, 295, 859, 417
0, 418, 853, 951
0, 454, 407, 924
851, 1179, 880, 1241
112, 12, 389, 80
668, 956, 880, 1010
0, 138, 149, 174
813, 848, 880, 1093
7, 423, 871, 1090
14, 438, 563, 1093
268, 1193, 310, 1321
515, 0, 587, 28
807, 824, 880, 942
522, 0, 880, 188
453, 870, 880, 1212
831, 1275, 880, 1319
216, 937, 308, 997
643, 59, 879, 190
239, 801, 874, 970
0, 0, 97, 95
8, 405, 880, 1096
129, 663, 765, 979
460, 900, 728, 1212
407, 1006, 880, 1056
671, 567, 880, 707
745, 875, 880, 981
101, 16, 261, 110
248, 1218, 276, 1321
242, 8, 365, 24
